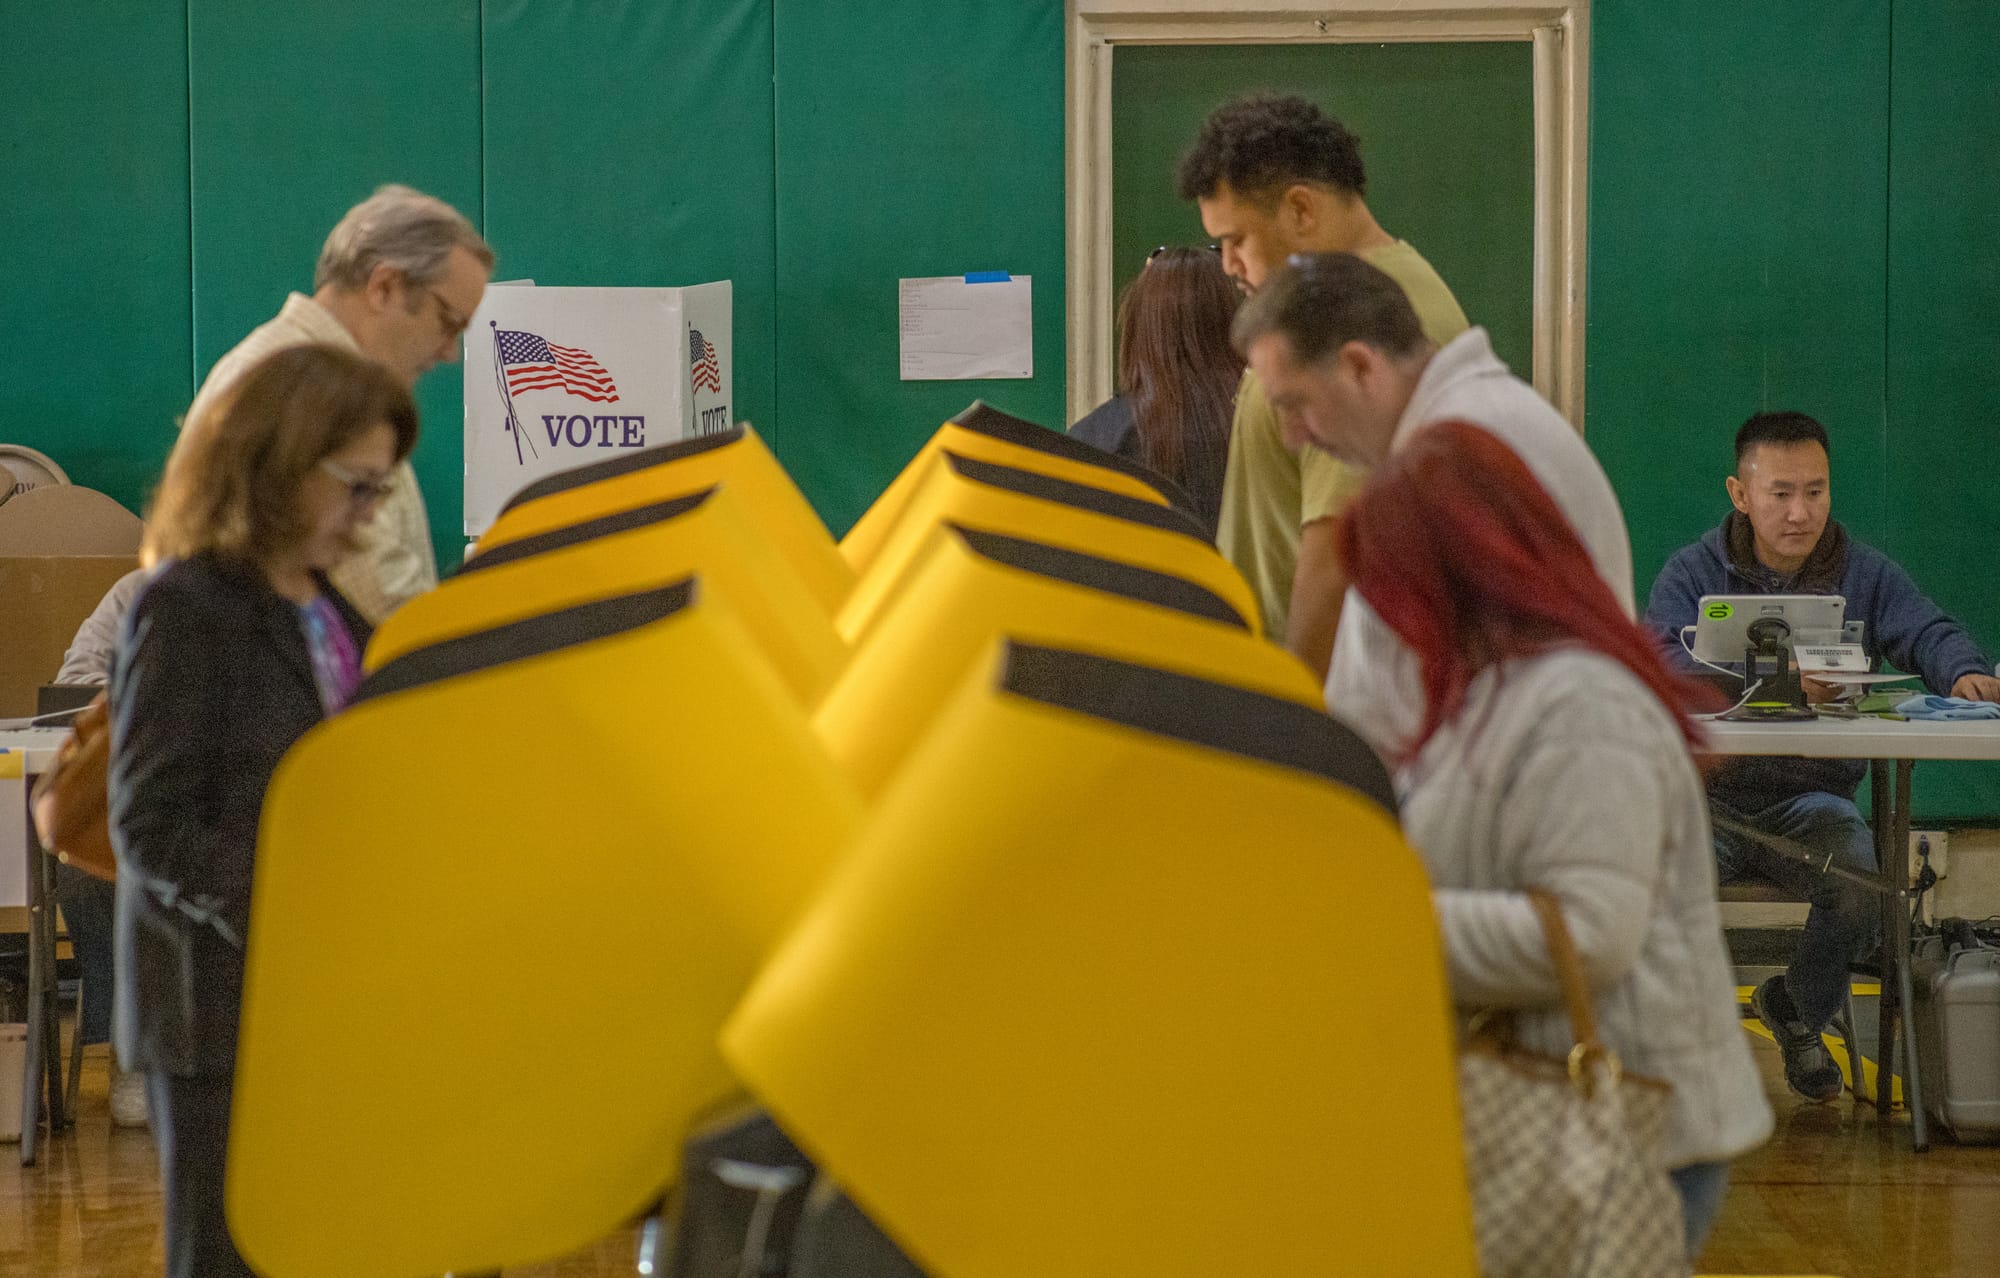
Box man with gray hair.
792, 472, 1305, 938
1232, 252, 1632, 755
182, 183, 493, 620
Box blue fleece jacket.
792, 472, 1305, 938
1645, 521, 1990, 808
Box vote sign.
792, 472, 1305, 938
462, 282, 733, 534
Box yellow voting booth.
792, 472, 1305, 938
817, 522, 1320, 800
838, 401, 1193, 571
836, 451, 1258, 644
476, 425, 852, 613
727, 640, 1474, 1278
229, 580, 861, 1278
370, 484, 844, 706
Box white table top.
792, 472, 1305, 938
1700, 715, 2000, 761
0, 728, 68, 772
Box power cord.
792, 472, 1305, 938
1695, 678, 1765, 720
1679, 625, 1742, 679
1912, 834, 1940, 930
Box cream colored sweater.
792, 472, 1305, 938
1395, 647, 1773, 1168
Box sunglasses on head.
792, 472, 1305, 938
1147, 243, 1223, 264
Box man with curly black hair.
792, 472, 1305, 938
1177, 94, 1468, 679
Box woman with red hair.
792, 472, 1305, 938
1336, 420, 1770, 1260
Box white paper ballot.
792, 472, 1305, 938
899, 274, 1033, 380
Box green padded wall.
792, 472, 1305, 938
480, 0, 778, 467
1110, 41, 1535, 381
770, 0, 1068, 537
0, 5, 193, 515
1882, 0, 2000, 817
1589, 2, 1891, 586
188, 0, 483, 569
1590, 0, 1993, 818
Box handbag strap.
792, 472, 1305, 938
1523, 888, 1605, 1059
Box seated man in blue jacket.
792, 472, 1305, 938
1647, 410, 2000, 1101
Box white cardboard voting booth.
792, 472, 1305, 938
462, 283, 733, 535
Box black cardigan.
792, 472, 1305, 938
107, 551, 370, 1076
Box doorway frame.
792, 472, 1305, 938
1066, 0, 1590, 429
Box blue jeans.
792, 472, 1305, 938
55, 862, 116, 1045
1670, 1161, 1731, 1258
1713, 791, 1881, 1031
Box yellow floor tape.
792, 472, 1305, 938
1735, 985, 1902, 1106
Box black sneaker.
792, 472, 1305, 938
1750, 974, 1844, 1102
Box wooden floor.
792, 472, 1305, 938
3, 1035, 1996, 1277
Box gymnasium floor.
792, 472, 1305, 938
4, 1030, 1996, 1277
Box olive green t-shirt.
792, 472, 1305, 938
1216, 240, 1470, 635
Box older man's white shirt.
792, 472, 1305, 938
1324, 327, 1634, 756
184, 292, 437, 622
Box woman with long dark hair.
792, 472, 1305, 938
1069, 247, 1241, 529
1336, 421, 1770, 1261
110, 344, 417, 1277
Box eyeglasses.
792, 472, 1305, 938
425, 287, 472, 342
1147, 243, 1224, 264
319, 458, 395, 508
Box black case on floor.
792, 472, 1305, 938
663, 1107, 931, 1277
666, 1108, 816, 1278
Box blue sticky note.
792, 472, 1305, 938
964, 271, 1011, 284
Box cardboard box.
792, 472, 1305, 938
0, 485, 142, 717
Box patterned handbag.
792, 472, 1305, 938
1457, 889, 1687, 1278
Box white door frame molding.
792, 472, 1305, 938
1065, 0, 1590, 430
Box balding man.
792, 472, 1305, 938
184, 184, 493, 619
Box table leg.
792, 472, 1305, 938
20, 795, 70, 1168
21, 799, 44, 1166
1893, 760, 1928, 1151
1870, 761, 1896, 1115
36, 845, 65, 1136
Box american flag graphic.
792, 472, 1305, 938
495, 329, 619, 403
689, 328, 721, 395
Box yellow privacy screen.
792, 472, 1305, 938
369, 484, 844, 706
836, 451, 1257, 643
230, 580, 861, 1278
818, 523, 1320, 800
839, 400, 1193, 571
477, 425, 852, 613
727, 640, 1471, 1278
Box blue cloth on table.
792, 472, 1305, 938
1895, 694, 2000, 720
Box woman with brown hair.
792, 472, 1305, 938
1069, 246, 1242, 530
108, 343, 417, 1278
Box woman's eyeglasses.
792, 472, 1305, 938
319, 458, 395, 508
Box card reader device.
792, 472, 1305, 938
1692, 595, 1849, 665
1694, 595, 1850, 721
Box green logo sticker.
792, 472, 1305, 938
1703, 602, 1734, 621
